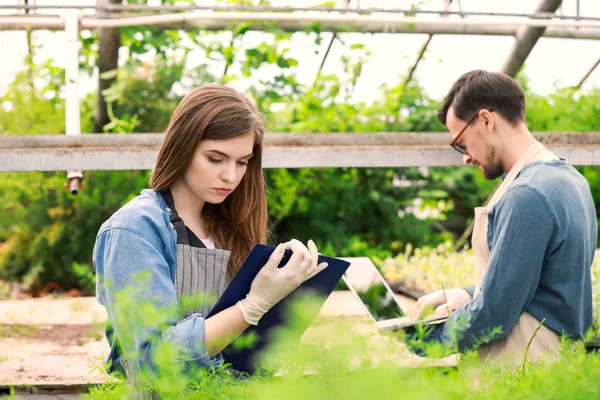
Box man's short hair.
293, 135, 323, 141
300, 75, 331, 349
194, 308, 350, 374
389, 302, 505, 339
438, 70, 526, 126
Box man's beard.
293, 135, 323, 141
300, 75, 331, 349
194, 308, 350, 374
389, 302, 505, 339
481, 145, 504, 180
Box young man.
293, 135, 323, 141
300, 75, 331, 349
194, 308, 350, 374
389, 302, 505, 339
411, 70, 597, 364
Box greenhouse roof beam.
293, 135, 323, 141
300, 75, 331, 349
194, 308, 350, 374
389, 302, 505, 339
501, 0, 563, 77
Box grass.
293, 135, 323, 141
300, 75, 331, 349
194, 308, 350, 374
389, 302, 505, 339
81, 287, 600, 400
77, 326, 600, 400
0, 323, 38, 339
3, 247, 599, 399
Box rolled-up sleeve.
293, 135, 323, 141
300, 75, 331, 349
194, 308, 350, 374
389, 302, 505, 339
412, 185, 555, 354
94, 226, 223, 373
462, 285, 475, 299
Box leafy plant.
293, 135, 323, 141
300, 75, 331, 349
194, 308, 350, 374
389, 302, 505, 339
2, 0, 600, 293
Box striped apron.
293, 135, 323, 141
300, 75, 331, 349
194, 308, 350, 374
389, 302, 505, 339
121, 190, 230, 398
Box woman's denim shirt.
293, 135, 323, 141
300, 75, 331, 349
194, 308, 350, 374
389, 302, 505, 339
93, 189, 223, 374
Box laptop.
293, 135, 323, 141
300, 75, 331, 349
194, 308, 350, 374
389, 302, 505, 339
341, 257, 447, 332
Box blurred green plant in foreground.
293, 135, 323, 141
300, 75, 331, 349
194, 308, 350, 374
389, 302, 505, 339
82, 292, 600, 400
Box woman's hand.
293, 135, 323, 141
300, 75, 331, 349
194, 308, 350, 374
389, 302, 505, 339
236, 239, 328, 325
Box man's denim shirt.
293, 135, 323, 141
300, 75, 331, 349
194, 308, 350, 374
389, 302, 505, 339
93, 189, 223, 374
425, 159, 597, 352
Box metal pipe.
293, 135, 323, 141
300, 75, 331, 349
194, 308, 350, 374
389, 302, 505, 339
576, 57, 600, 89
501, 0, 563, 77
64, 12, 80, 139
314, 33, 338, 84
0, 15, 65, 28
1, 14, 599, 39
1, 3, 600, 22
3, 133, 600, 171
404, 35, 433, 86
314, 0, 353, 85
1, 12, 598, 30
0, 4, 95, 10
64, 10, 83, 195
3, 144, 600, 171
96, 4, 600, 22
2, 132, 600, 149
79, 13, 600, 30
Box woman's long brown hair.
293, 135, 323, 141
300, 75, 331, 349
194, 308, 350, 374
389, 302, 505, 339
151, 84, 270, 279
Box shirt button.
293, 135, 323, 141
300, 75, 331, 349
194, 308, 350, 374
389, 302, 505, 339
166, 207, 172, 213
169, 222, 175, 229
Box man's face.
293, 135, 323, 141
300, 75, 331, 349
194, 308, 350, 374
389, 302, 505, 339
446, 108, 503, 180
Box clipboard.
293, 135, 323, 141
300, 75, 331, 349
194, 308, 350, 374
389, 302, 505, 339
207, 244, 351, 374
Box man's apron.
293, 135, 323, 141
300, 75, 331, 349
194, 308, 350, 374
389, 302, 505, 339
471, 142, 561, 365
122, 190, 230, 398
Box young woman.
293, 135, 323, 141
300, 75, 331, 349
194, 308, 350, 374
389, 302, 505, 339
93, 84, 328, 391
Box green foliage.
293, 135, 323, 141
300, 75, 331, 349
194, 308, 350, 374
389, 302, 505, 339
266, 167, 449, 260
101, 56, 186, 133
0, 62, 150, 290
0, 59, 65, 135
0, 170, 149, 290
72, 261, 97, 296
522, 83, 600, 239
381, 242, 474, 295
73, 285, 600, 399
1, 1, 598, 397
2, 1, 600, 290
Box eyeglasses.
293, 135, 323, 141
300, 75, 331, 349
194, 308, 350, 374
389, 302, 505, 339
450, 109, 493, 155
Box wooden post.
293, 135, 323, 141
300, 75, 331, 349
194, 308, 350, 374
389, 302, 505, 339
94, 0, 121, 133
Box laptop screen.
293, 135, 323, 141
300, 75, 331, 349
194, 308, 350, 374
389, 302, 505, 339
342, 259, 406, 322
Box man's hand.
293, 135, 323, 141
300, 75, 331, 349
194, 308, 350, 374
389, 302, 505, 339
415, 288, 473, 319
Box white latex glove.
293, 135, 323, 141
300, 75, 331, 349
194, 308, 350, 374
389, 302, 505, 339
415, 288, 473, 319
236, 239, 328, 325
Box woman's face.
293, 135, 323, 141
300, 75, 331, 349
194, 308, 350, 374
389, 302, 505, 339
182, 132, 255, 204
